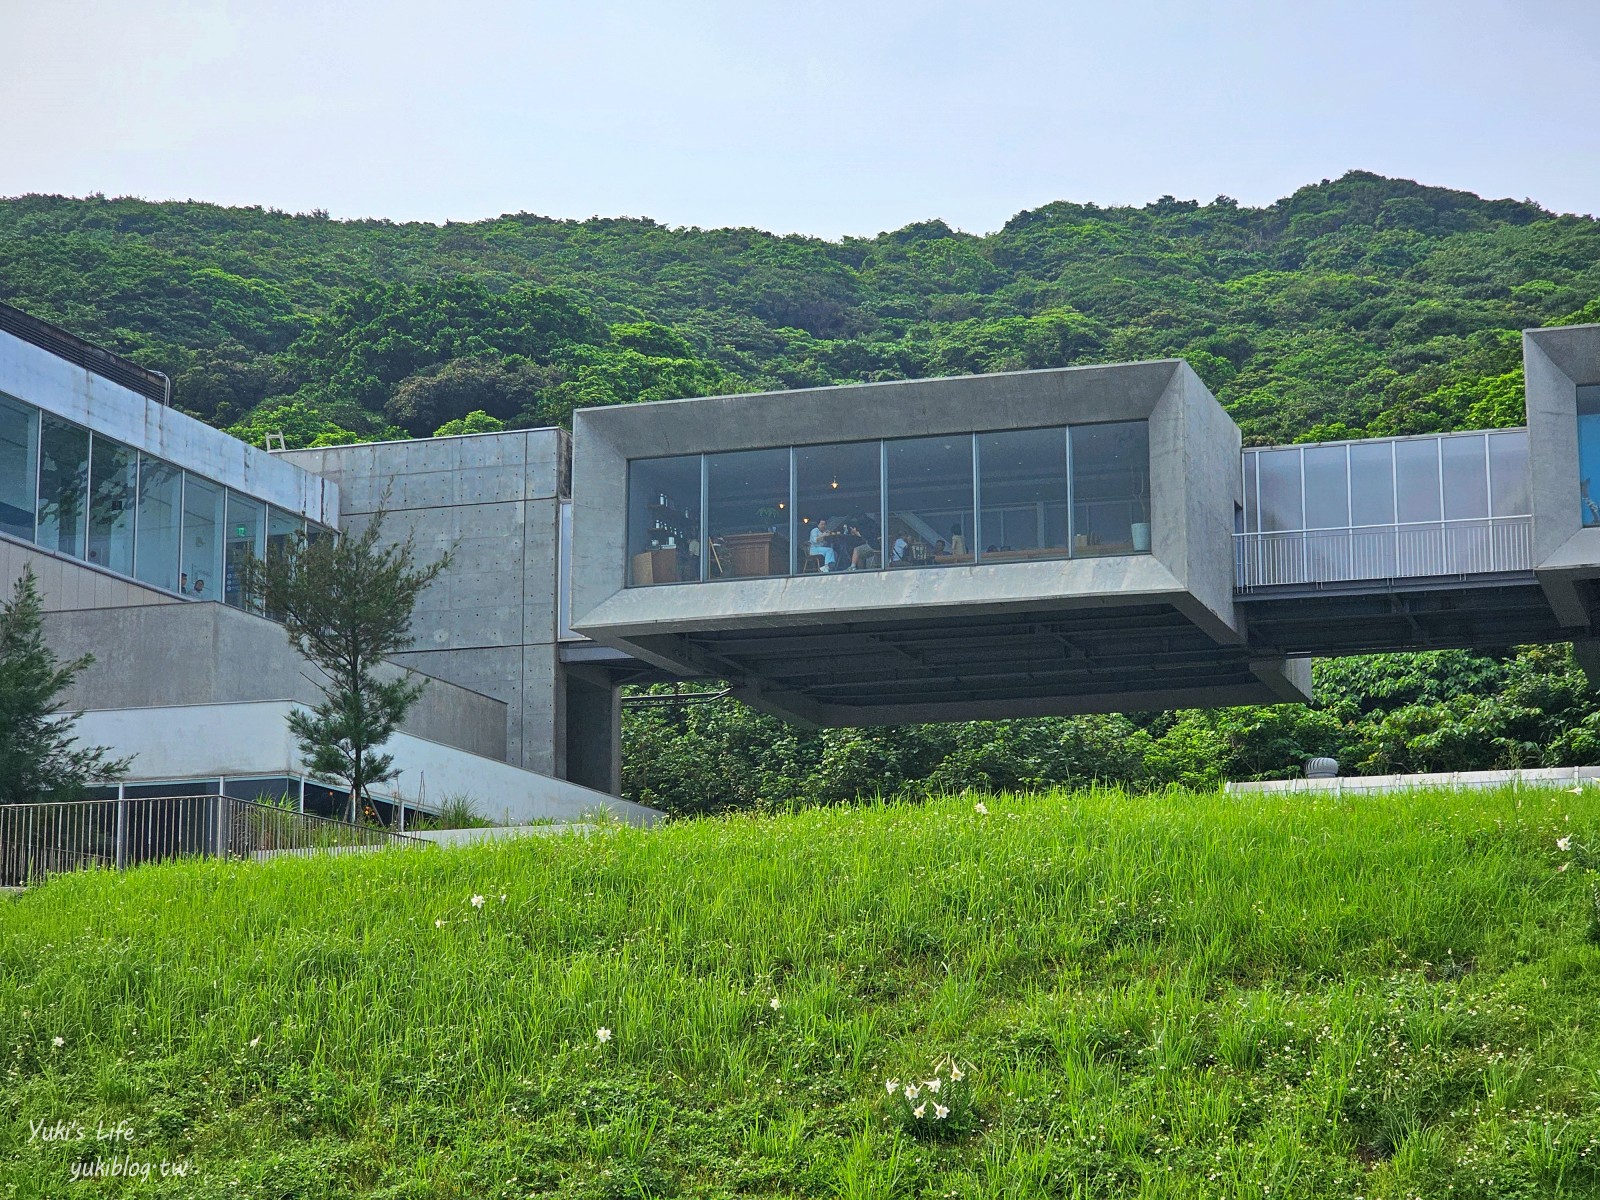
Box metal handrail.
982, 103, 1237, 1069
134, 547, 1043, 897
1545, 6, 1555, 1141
0, 795, 420, 886
1234, 514, 1533, 589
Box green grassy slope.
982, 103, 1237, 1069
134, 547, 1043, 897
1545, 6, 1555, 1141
3, 787, 1599, 1198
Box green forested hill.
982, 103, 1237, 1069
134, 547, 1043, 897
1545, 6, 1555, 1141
3, 170, 1598, 451
5, 170, 1600, 803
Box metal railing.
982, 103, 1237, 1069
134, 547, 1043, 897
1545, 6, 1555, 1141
0, 795, 419, 887
1235, 515, 1533, 589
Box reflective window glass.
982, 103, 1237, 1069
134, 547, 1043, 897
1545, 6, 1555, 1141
181, 476, 222, 598
1489, 430, 1531, 517
1070, 422, 1150, 555
267, 506, 303, 560
224, 491, 265, 608
1395, 438, 1442, 523
0, 395, 38, 542
796, 441, 880, 574
133, 456, 182, 591
627, 456, 702, 586
1242, 452, 1259, 533
886, 434, 975, 566
1441, 434, 1489, 521
1255, 448, 1303, 532
1349, 441, 1396, 526
707, 449, 790, 579
1303, 445, 1349, 529
977, 428, 1068, 561
37, 415, 89, 558
88, 436, 138, 575
1580, 386, 1600, 526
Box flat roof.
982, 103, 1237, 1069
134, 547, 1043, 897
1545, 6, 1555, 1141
0, 301, 169, 405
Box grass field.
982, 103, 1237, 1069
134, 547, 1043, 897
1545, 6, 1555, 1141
2, 785, 1599, 1199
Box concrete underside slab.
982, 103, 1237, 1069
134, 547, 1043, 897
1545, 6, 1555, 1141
620, 599, 1309, 726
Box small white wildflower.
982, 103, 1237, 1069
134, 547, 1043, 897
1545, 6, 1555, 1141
434, 918, 446, 928
470, 894, 486, 909
249, 1036, 261, 1048
973, 802, 988, 815
1557, 836, 1572, 851
904, 1084, 919, 1101
934, 1103, 949, 1120
769, 996, 781, 1011
913, 1103, 926, 1118
52, 1036, 64, 1048
925, 1077, 942, 1093
499, 893, 507, 903
885, 1078, 900, 1095
596, 1027, 612, 1044
949, 1065, 964, 1081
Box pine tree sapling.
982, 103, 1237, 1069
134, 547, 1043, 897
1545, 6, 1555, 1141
0, 567, 130, 804
248, 509, 450, 823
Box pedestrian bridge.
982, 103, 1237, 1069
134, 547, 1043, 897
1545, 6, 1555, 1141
565, 324, 1600, 725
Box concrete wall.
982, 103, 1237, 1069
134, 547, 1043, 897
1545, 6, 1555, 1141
1527, 324, 1600, 627
72, 700, 661, 827
1, 539, 179, 612
0, 328, 336, 525
279, 429, 571, 776
46, 601, 507, 760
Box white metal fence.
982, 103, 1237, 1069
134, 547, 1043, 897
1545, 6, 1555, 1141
1234, 515, 1533, 589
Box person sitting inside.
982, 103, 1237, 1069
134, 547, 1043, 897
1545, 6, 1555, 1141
933, 539, 948, 556
850, 523, 881, 569
891, 533, 910, 564
948, 525, 967, 556
808, 518, 836, 571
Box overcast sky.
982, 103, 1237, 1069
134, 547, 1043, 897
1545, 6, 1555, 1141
2, 0, 1597, 238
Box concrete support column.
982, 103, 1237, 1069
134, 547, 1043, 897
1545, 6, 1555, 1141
563, 667, 622, 796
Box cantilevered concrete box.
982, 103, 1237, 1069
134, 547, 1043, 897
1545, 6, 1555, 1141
1526, 323, 1600, 628
571, 361, 1310, 726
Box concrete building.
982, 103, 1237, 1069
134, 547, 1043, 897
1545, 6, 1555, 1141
6, 293, 1600, 810
0, 302, 655, 826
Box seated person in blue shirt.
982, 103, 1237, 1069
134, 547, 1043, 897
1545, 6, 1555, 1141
808, 518, 837, 571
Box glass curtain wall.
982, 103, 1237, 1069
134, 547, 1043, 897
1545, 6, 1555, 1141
267, 507, 303, 559
624, 421, 1154, 585
1070, 421, 1149, 555
885, 435, 974, 565
706, 449, 790, 579
223, 493, 265, 608
133, 457, 183, 592
977, 428, 1069, 561
0, 396, 38, 541
627, 455, 702, 585
37, 416, 90, 558
87, 436, 138, 575
181, 477, 223, 598
796, 441, 880, 572
1580, 385, 1600, 526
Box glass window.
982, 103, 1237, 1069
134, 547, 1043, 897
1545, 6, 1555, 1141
1440, 435, 1489, 521
1394, 438, 1442, 523
0, 395, 38, 542
133, 456, 182, 592
1489, 430, 1530, 518
88, 436, 138, 575
1255, 448, 1303, 532
977, 428, 1069, 562
1303, 445, 1348, 529
1349, 441, 1396, 526
181, 476, 223, 599
886, 434, 975, 566
796, 441, 880, 573
267, 506, 303, 560
707, 449, 790, 579
627, 456, 702, 586
223, 491, 265, 608
222, 776, 301, 805
1069, 421, 1150, 556
1579, 386, 1600, 526
36, 415, 89, 558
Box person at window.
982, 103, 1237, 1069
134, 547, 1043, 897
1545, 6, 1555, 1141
933, 538, 948, 556
949, 524, 967, 556
891, 533, 910, 564
808, 518, 836, 571
192, 577, 207, 597
850, 522, 880, 570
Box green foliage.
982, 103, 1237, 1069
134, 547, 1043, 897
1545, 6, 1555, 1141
248, 511, 450, 820
2, 785, 1598, 1195
431, 409, 505, 437
0, 567, 129, 803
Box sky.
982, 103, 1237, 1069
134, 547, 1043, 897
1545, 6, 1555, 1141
2, 0, 1597, 239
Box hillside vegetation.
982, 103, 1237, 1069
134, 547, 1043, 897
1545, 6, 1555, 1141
2, 786, 1598, 1197
5, 173, 1600, 801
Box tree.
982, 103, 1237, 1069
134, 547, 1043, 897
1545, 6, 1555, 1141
0, 568, 129, 803
249, 511, 451, 823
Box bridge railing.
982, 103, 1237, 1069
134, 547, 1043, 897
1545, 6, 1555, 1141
0, 795, 419, 887
1235, 515, 1533, 589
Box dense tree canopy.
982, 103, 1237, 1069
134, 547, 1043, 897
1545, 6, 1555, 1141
4, 171, 1600, 806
